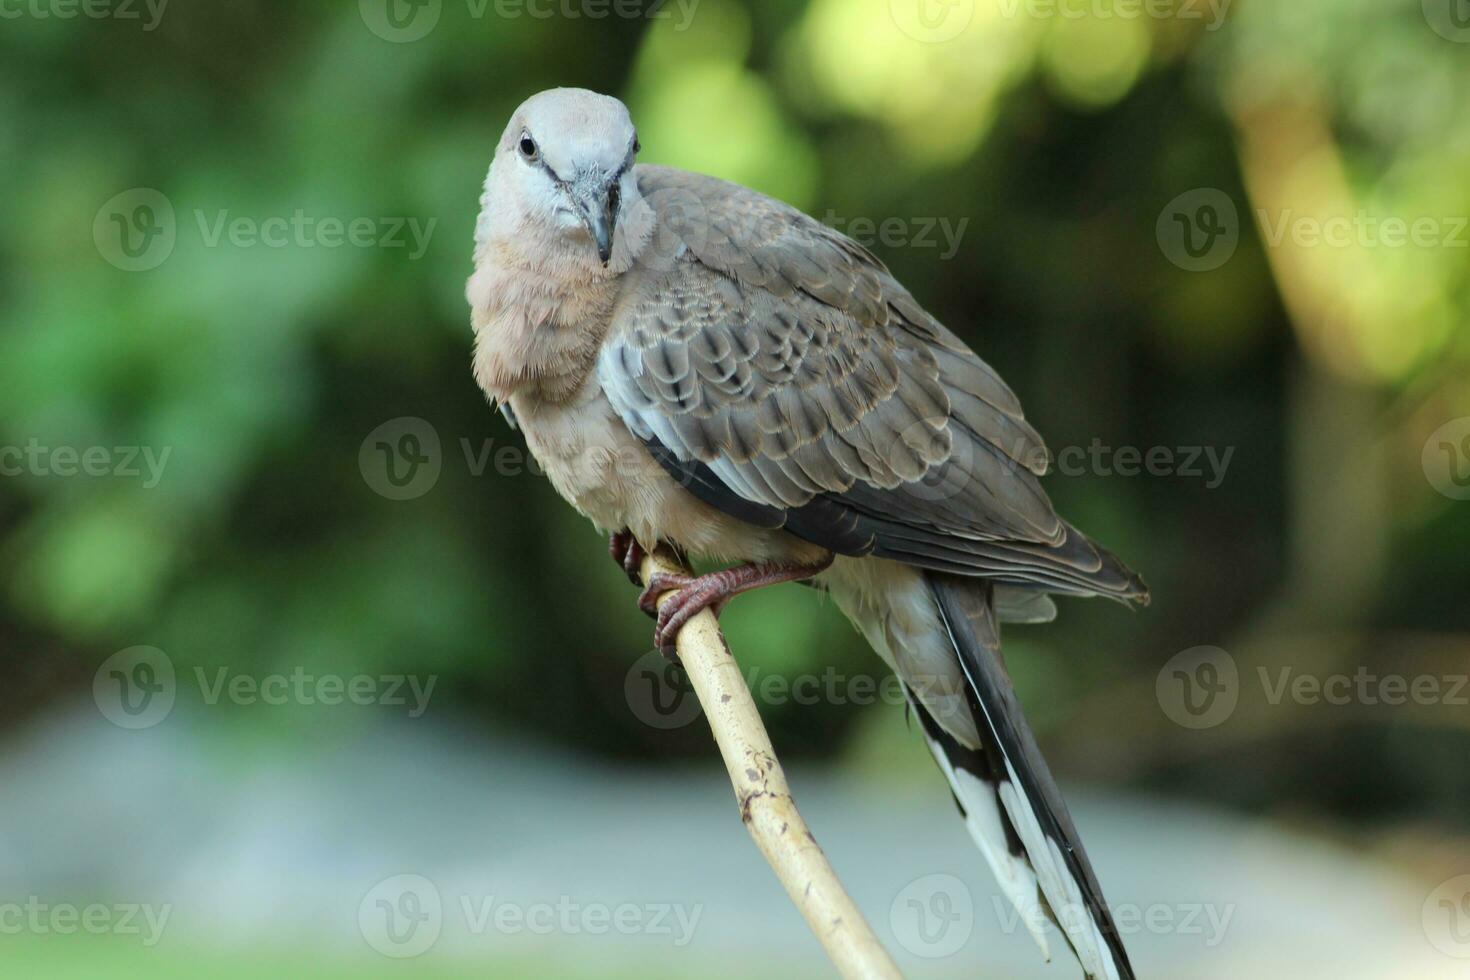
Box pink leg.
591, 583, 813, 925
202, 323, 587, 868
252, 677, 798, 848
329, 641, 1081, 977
644, 556, 834, 655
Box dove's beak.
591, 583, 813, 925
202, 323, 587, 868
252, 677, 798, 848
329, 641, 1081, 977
589, 207, 613, 265
574, 177, 618, 266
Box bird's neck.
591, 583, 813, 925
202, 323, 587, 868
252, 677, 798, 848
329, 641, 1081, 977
468, 242, 619, 404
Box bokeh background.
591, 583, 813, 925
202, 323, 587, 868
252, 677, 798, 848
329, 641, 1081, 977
3, 0, 1470, 977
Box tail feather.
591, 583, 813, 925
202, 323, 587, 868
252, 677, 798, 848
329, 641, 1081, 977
927, 572, 1134, 980
911, 692, 1053, 961
821, 557, 1134, 979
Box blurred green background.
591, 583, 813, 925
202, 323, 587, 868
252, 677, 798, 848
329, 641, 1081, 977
2, 0, 1470, 977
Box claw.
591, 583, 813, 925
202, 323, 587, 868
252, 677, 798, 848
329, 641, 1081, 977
608, 530, 647, 586
609, 530, 630, 566
653, 587, 706, 654
624, 540, 647, 583
637, 571, 693, 619
645, 556, 833, 656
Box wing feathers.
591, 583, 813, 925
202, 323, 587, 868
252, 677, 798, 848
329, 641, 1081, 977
599, 165, 1147, 602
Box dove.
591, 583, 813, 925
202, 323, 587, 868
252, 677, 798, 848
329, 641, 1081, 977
468, 88, 1148, 980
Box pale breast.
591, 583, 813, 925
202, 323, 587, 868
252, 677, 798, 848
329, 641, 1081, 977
470, 243, 824, 566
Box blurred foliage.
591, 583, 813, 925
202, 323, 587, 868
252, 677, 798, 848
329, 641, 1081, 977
1, 0, 1468, 832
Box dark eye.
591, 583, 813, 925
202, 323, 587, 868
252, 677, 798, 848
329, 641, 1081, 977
518, 135, 537, 159
633, 137, 641, 154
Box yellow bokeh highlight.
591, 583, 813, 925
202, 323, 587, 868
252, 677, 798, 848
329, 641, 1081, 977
789, 0, 1046, 165
1039, 8, 1152, 109
628, 0, 818, 204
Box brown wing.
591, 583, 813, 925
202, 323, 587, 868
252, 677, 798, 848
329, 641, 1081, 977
599, 165, 1145, 600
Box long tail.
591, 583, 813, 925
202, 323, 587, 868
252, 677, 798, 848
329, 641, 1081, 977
921, 573, 1133, 980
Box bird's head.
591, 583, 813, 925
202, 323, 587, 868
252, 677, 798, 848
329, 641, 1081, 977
478, 88, 643, 269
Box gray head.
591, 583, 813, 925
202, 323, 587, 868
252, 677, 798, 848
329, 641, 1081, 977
478, 88, 641, 267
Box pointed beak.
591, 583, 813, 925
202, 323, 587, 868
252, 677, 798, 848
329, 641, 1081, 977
574, 177, 618, 266
589, 207, 613, 265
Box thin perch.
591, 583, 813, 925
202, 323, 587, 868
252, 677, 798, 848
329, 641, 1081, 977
638, 545, 905, 980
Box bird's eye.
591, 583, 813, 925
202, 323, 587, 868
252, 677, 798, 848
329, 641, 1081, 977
518, 135, 537, 159
633, 137, 641, 154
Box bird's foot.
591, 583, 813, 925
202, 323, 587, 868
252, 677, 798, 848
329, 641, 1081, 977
638, 571, 694, 619
608, 530, 647, 586
642, 557, 833, 657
